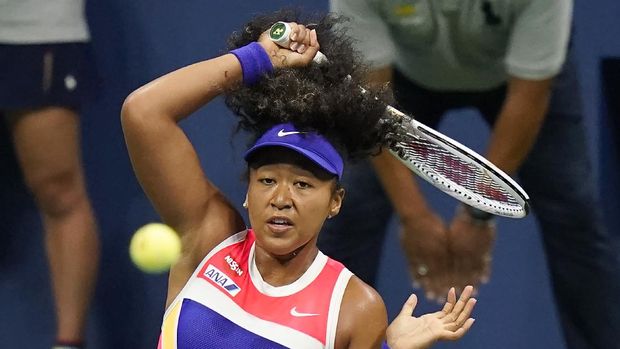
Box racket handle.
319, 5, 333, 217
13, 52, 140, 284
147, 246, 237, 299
268, 21, 328, 64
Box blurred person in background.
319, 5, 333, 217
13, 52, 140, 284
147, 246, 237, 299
0, 1, 100, 348
322, 1, 620, 348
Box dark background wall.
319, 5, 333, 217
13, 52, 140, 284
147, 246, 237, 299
0, 1, 617, 348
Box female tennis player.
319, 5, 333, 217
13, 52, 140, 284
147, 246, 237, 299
121, 11, 476, 349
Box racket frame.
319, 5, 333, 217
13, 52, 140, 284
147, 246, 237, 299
268, 21, 531, 218
387, 106, 530, 218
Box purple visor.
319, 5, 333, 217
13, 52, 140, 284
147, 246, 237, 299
244, 123, 344, 179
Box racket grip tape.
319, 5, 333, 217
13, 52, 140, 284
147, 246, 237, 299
268, 21, 328, 64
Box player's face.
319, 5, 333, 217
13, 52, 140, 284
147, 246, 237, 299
247, 149, 343, 258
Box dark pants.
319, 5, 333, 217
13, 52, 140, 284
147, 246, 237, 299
0, 43, 98, 110
318, 57, 620, 349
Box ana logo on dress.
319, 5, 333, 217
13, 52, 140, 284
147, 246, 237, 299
204, 264, 241, 296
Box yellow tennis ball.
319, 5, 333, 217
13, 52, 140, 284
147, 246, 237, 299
129, 223, 181, 274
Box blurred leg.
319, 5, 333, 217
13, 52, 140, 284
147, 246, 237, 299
519, 111, 620, 349
8, 107, 99, 343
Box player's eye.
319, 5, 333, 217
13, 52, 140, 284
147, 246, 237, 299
259, 178, 275, 185
295, 181, 312, 189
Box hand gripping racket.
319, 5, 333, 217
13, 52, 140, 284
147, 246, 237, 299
269, 22, 530, 218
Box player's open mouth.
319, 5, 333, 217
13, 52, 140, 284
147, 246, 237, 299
268, 216, 292, 225
267, 216, 293, 233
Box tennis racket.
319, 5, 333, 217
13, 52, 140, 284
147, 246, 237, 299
269, 22, 530, 218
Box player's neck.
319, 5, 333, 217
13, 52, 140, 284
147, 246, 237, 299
254, 243, 319, 287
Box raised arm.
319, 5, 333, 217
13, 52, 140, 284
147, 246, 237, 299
121, 24, 320, 302
121, 53, 249, 302
336, 278, 477, 349
386, 286, 477, 349
121, 53, 246, 256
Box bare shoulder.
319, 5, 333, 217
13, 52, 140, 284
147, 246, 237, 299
335, 275, 388, 349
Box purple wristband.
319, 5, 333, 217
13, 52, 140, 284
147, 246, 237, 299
230, 42, 273, 85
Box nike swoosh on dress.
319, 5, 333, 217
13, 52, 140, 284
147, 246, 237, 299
290, 306, 320, 317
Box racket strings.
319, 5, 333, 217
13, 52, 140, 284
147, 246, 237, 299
390, 136, 521, 210
382, 106, 528, 217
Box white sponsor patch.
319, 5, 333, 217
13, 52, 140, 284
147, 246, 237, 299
224, 255, 243, 276
204, 264, 241, 296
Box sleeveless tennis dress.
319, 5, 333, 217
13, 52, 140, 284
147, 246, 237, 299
158, 229, 353, 349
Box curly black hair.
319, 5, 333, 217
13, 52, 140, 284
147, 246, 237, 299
224, 8, 396, 161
